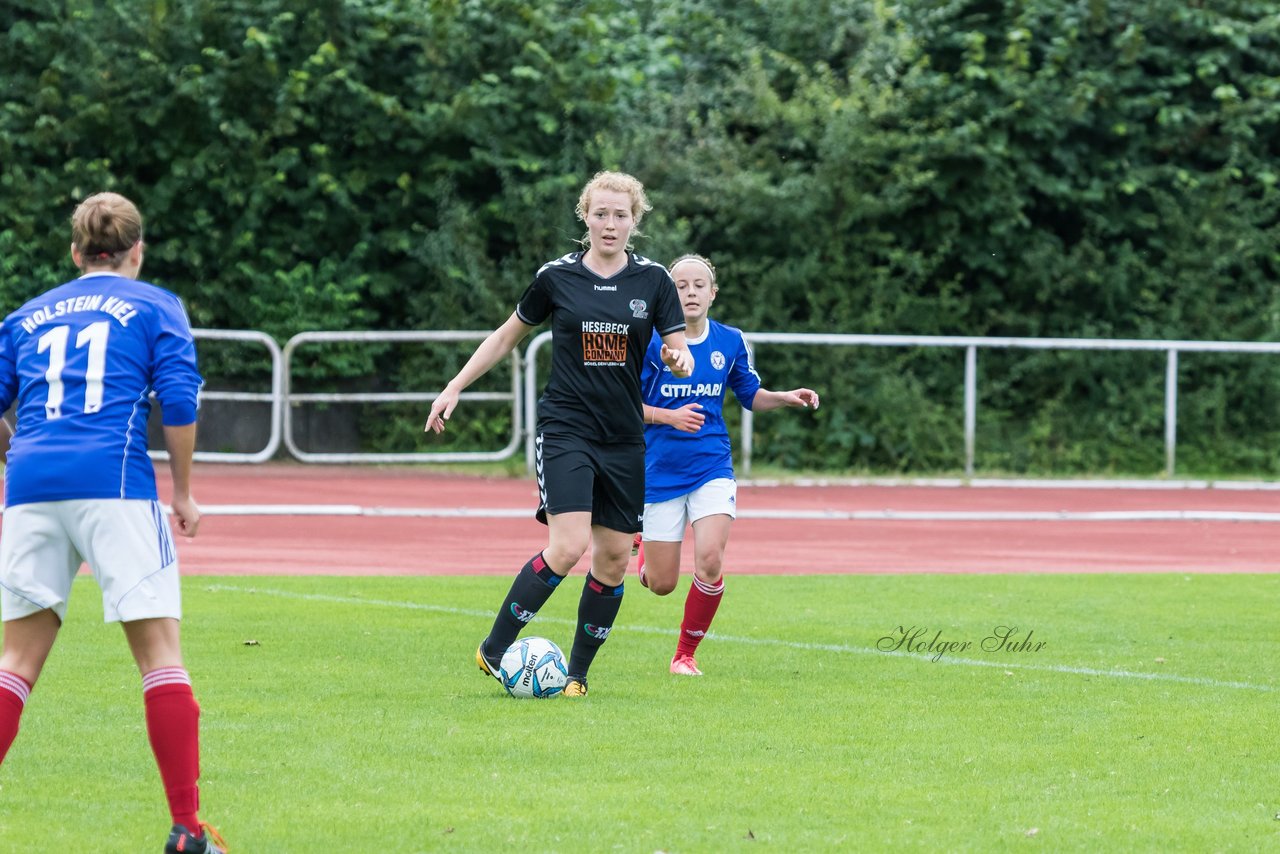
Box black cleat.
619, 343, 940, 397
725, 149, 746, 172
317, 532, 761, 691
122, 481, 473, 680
164, 823, 228, 854
476, 642, 502, 682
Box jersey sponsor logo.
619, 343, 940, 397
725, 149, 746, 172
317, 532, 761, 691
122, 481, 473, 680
511, 603, 537, 623
629, 298, 648, 319
710, 350, 726, 370
583, 623, 612, 640
582, 329, 627, 365
581, 321, 629, 334
660, 382, 723, 398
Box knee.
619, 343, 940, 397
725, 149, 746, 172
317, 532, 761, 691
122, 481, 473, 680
544, 541, 589, 572
648, 577, 679, 596
694, 554, 724, 582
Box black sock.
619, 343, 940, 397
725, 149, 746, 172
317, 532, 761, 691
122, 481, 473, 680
481, 552, 561, 663
567, 573, 624, 679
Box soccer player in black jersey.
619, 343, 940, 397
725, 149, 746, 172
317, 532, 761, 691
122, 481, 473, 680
426, 171, 692, 697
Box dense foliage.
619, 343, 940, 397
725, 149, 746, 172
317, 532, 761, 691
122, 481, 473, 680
2, 0, 1277, 475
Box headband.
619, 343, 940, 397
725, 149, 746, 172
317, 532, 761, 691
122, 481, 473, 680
671, 257, 716, 284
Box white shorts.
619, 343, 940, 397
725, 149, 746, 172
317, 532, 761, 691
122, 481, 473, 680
642, 478, 737, 542
1, 499, 181, 623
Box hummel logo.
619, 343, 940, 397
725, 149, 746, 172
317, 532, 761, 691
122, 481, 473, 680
685, 630, 706, 638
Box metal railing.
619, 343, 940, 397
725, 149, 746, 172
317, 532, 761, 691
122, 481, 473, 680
177, 328, 1280, 477
734, 333, 1280, 477
280, 330, 523, 463
150, 328, 283, 464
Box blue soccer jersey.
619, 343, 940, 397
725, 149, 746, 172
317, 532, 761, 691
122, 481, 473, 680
640, 319, 761, 502
0, 272, 203, 506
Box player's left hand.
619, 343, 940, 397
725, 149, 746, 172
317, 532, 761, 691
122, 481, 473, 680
660, 344, 693, 378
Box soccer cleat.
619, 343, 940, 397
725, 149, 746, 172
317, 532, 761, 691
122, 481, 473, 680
476, 642, 502, 682
670, 654, 703, 676
563, 677, 588, 698
165, 822, 228, 854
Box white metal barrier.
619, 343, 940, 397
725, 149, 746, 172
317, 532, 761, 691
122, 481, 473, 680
524, 331, 1280, 478
150, 328, 284, 464
736, 333, 1280, 477
173, 328, 1280, 476
280, 330, 523, 463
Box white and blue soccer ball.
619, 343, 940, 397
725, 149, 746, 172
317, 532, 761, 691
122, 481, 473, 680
499, 636, 569, 699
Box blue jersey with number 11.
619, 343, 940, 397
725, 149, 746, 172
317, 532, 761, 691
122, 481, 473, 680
0, 272, 202, 507
640, 319, 761, 503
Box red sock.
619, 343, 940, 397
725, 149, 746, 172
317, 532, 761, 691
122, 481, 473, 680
676, 576, 724, 659
143, 667, 202, 832
0, 671, 32, 765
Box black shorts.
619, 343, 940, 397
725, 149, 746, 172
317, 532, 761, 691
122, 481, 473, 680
534, 431, 644, 534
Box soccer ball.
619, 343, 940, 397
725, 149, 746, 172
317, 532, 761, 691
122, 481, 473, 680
499, 636, 569, 699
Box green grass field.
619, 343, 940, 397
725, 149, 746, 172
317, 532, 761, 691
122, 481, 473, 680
0, 572, 1276, 852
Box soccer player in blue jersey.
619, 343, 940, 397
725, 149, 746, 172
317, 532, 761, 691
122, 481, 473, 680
0, 193, 226, 853
635, 254, 820, 676
426, 171, 693, 698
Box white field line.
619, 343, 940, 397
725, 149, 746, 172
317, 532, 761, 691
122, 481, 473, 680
155, 504, 1280, 522
742, 476, 1280, 490
204, 584, 1275, 694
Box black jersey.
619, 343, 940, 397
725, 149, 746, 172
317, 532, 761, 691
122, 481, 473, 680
516, 251, 685, 442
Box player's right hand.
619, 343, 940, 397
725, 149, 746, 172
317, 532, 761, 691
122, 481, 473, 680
425, 389, 459, 434
660, 343, 693, 378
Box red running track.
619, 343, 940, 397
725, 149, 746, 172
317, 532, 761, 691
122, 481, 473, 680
113, 464, 1280, 576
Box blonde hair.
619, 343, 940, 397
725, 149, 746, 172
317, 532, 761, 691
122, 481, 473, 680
72, 192, 143, 268
669, 253, 717, 288
575, 171, 651, 248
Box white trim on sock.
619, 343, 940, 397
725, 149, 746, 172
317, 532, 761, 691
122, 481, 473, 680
692, 576, 724, 596
0, 670, 31, 705
142, 666, 192, 693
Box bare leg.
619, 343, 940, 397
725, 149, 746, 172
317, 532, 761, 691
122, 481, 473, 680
0, 609, 61, 686
123, 617, 203, 836
641, 540, 683, 595
0, 610, 61, 763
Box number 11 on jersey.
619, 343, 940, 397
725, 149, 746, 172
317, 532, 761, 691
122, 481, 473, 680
37, 321, 110, 419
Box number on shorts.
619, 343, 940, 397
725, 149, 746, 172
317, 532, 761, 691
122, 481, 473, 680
37, 321, 110, 419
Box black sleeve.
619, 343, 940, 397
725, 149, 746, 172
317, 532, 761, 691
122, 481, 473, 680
652, 270, 686, 337
516, 270, 553, 326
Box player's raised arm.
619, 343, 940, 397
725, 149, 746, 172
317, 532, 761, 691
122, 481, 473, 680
426, 312, 534, 433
